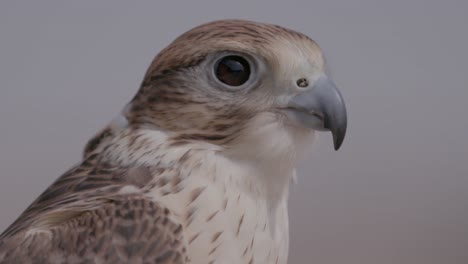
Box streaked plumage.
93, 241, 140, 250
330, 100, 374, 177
0, 19, 347, 263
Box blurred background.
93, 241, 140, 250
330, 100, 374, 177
1, 1, 467, 263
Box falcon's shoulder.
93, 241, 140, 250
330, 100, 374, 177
0, 196, 187, 264
0, 155, 188, 263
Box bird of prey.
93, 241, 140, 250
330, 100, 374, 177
0, 19, 347, 264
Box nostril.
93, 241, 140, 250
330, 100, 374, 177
296, 78, 308, 88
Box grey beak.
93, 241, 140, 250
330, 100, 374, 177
287, 75, 347, 150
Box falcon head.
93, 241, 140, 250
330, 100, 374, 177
123, 19, 347, 162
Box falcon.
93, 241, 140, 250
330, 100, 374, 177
0, 19, 347, 264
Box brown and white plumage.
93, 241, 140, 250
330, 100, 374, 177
0, 20, 347, 263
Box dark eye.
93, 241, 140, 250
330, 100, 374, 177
215, 55, 251, 86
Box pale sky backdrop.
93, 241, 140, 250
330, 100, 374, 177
0, 1, 467, 263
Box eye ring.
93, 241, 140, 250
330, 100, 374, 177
214, 55, 251, 87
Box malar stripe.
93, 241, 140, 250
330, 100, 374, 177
177, 133, 231, 142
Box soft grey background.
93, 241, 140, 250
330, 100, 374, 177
1, 1, 467, 263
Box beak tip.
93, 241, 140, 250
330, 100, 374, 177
332, 127, 346, 151
333, 140, 342, 151
333, 141, 342, 151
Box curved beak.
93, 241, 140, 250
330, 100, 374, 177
286, 75, 347, 150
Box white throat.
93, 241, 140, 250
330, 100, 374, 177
101, 112, 314, 207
